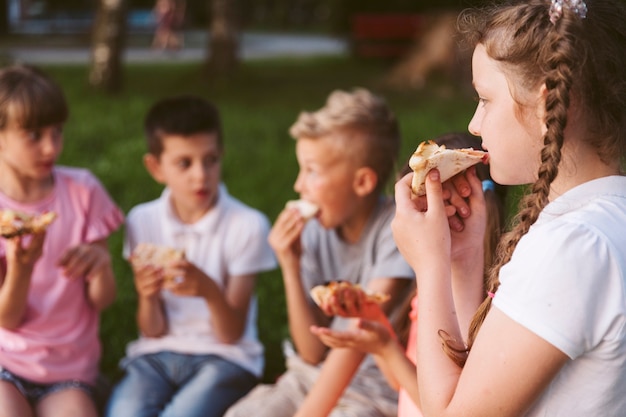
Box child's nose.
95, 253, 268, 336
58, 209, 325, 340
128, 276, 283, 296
40, 135, 61, 156
293, 171, 304, 193
468, 114, 481, 137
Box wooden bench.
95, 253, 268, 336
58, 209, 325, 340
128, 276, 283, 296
350, 13, 426, 59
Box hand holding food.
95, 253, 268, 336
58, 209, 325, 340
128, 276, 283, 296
0, 209, 57, 238
129, 242, 185, 283
409, 140, 488, 196
310, 281, 390, 318
285, 199, 319, 221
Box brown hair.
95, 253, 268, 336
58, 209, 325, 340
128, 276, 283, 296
144, 95, 223, 157
289, 88, 401, 193
0, 65, 68, 130
445, 0, 626, 366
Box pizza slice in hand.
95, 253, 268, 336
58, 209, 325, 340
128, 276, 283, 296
0, 209, 57, 238
310, 281, 390, 317
409, 140, 489, 196
129, 242, 185, 282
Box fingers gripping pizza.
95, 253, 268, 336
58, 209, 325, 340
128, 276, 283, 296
0, 209, 57, 238
129, 243, 185, 281
409, 140, 489, 196
310, 281, 390, 311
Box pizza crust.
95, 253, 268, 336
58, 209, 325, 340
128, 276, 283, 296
310, 281, 390, 310
409, 140, 488, 196
0, 210, 57, 238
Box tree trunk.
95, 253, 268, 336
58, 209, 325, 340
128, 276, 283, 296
207, 0, 239, 75
0, 0, 8, 36
89, 0, 127, 92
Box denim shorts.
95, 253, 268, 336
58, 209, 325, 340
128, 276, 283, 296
0, 366, 96, 405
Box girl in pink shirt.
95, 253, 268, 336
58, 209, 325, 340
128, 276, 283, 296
0, 65, 124, 417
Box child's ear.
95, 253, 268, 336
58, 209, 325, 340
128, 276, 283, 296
353, 167, 378, 196
143, 154, 166, 184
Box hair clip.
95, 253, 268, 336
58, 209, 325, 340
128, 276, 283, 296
549, 0, 588, 24
482, 179, 496, 193
487, 291, 495, 299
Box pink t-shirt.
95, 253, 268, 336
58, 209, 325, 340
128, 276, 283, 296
0, 166, 123, 384
398, 294, 423, 417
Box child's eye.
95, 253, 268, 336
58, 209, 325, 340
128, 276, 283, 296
474, 96, 487, 105
204, 154, 221, 167
25, 130, 42, 142
177, 159, 191, 169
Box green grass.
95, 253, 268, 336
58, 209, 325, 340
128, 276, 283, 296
41, 56, 481, 384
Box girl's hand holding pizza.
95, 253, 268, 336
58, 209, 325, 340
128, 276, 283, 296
58, 242, 112, 282
4, 232, 46, 274
392, 169, 452, 274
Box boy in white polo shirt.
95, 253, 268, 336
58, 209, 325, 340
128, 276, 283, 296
105, 95, 277, 417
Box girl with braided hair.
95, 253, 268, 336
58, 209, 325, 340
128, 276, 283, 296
392, 0, 626, 415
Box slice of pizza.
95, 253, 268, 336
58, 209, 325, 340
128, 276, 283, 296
409, 140, 489, 196
0, 209, 57, 238
285, 199, 319, 221
310, 281, 390, 311
129, 243, 185, 280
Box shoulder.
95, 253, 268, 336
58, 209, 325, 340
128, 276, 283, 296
54, 166, 104, 189
219, 191, 271, 230
127, 198, 162, 223
498, 209, 626, 355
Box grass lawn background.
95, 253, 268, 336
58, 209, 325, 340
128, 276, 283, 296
41, 56, 494, 384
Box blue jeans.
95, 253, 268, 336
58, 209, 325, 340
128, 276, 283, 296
104, 352, 258, 417
0, 366, 96, 405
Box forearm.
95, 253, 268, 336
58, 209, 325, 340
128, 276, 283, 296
295, 348, 365, 417
283, 265, 328, 363
137, 296, 167, 337
416, 264, 463, 416
0, 269, 32, 329
205, 290, 247, 344
451, 254, 485, 342
87, 266, 116, 311
378, 342, 420, 408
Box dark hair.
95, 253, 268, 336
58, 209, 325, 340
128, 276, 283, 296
143, 95, 223, 156
447, 0, 626, 367
0, 65, 68, 130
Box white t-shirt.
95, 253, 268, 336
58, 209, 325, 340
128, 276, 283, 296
494, 176, 626, 416
122, 184, 277, 377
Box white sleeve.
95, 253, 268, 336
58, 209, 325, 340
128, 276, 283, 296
494, 220, 623, 359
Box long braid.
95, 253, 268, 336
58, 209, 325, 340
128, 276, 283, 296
445, 0, 582, 366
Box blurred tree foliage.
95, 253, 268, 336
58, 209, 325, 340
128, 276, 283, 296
38, 0, 490, 32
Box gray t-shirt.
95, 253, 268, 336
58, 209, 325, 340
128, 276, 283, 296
296, 196, 414, 407
301, 196, 414, 300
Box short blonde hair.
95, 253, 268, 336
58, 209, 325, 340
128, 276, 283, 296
289, 88, 401, 192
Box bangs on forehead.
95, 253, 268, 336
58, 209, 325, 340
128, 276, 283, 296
8, 86, 68, 129
0, 69, 69, 129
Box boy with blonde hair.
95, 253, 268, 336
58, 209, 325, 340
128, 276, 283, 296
225, 88, 414, 417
